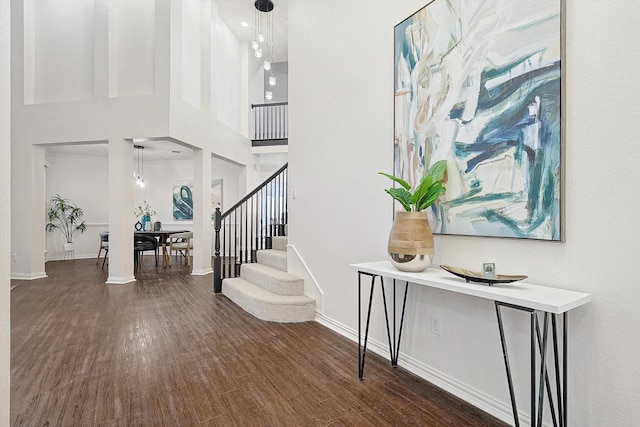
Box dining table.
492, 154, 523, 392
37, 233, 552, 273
135, 230, 189, 268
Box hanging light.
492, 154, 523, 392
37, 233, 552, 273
254, 0, 276, 87
268, 75, 277, 86
265, 91, 273, 101
134, 145, 146, 188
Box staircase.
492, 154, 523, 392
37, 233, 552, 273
221, 236, 316, 323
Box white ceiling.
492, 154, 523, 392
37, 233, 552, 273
45, 140, 194, 162
217, 0, 288, 63
46, 141, 288, 177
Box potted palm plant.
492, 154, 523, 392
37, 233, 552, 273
379, 160, 447, 272
45, 194, 87, 253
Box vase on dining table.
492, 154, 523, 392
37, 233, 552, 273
141, 215, 151, 231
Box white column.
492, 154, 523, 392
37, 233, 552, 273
106, 138, 135, 284
191, 148, 212, 275
30, 146, 46, 274
10, 144, 47, 280
0, 0, 12, 422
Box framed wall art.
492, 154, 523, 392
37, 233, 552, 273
394, 0, 564, 241
173, 179, 224, 221
173, 181, 193, 220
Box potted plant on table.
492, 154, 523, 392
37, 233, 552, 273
379, 160, 447, 272
45, 194, 87, 254
134, 201, 156, 231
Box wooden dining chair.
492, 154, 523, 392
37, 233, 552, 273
97, 232, 109, 268
167, 232, 193, 267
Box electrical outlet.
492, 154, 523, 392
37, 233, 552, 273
431, 315, 441, 336
12, 254, 16, 262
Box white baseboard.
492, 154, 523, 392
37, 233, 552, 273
10, 272, 48, 280
191, 268, 213, 276
46, 254, 95, 262
106, 276, 136, 285
314, 312, 524, 427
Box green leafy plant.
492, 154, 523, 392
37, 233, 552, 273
379, 160, 447, 212
134, 201, 156, 218
45, 194, 87, 243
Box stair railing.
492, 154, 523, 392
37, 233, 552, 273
213, 163, 288, 293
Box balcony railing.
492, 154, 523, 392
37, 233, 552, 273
252, 102, 288, 145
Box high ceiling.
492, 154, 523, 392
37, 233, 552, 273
46, 1, 289, 162
217, 0, 288, 63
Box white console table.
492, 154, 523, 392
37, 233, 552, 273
351, 261, 592, 427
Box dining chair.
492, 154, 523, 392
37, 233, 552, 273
167, 231, 193, 267
134, 233, 159, 268
97, 232, 109, 268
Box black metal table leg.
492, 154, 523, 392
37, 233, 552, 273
380, 278, 410, 367
395, 280, 410, 366
536, 315, 559, 427
537, 313, 550, 427
496, 302, 521, 427
496, 302, 570, 427
358, 272, 410, 378
552, 315, 564, 427
563, 313, 568, 427
358, 272, 377, 379
531, 310, 537, 427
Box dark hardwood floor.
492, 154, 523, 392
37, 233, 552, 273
10, 258, 508, 426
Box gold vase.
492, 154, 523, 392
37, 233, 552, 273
388, 211, 434, 272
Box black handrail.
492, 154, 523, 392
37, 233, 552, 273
213, 163, 288, 293
251, 102, 288, 108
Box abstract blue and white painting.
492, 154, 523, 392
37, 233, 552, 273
394, 0, 562, 240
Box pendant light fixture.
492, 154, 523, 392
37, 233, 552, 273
134, 145, 146, 189
251, 0, 277, 101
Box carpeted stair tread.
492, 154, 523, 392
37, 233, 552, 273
257, 249, 287, 272
272, 236, 288, 251
241, 263, 303, 296
222, 277, 315, 323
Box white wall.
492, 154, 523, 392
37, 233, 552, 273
169, 0, 253, 168
0, 0, 10, 423
211, 156, 244, 210
43, 151, 245, 260
11, 0, 256, 279
288, 1, 640, 425
11, 0, 172, 278
45, 152, 109, 260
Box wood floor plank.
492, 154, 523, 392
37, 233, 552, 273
11, 258, 509, 426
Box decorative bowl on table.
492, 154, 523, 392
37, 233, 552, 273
440, 265, 527, 286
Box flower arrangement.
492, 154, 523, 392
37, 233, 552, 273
134, 201, 156, 218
